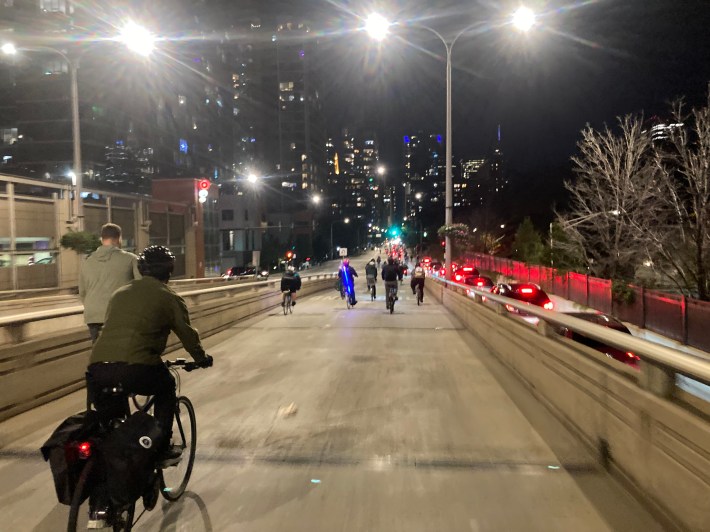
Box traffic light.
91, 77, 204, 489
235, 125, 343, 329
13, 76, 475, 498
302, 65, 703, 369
198, 179, 211, 190
388, 226, 400, 237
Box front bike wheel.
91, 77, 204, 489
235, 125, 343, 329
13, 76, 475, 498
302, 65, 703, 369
283, 296, 289, 315
160, 396, 197, 501
67, 456, 96, 531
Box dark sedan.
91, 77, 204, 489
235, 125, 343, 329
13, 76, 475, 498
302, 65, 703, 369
554, 312, 640, 368
464, 275, 494, 289
491, 282, 555, 311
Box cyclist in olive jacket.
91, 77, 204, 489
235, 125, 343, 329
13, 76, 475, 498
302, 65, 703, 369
87, 246, 213, 461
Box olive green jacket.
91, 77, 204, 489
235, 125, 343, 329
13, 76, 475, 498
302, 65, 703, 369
90, 276, 207, 366
79, 245, 141, 324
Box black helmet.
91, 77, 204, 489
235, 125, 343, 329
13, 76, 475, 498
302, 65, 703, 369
138, 245, 175, 281
387, 256, 395, 265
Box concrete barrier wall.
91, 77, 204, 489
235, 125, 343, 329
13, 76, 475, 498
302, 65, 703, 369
0, 274, 335, 423
426, 280, 710, 532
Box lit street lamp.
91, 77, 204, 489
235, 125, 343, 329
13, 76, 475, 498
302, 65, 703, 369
1, 23, 155, 230
366, 8, 535, 279
330, 218, 350, 260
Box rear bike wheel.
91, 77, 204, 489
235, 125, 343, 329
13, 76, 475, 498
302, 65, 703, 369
388, 291, 395, 314
346, 291, 352, 309
283, 294, 290, 315
417, 285, 423, 305
160, 396, 197, 501
371, 285, 376, 300
67, 455, 96, 531
112, 504, 136, 532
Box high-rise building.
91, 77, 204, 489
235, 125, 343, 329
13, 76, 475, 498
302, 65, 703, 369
402, 133, 451, 225
458, 159, 485, 208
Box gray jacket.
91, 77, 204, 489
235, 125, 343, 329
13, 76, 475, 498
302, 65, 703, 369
79, 245, 141, 324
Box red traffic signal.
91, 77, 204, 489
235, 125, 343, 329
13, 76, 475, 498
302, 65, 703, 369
198, 179, 211, 190
441, 240, 446, 247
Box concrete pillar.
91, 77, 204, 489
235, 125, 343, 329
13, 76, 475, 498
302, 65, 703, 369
56, 187, 81, 289
8, 183, 17, 290
135, 200, 150, 252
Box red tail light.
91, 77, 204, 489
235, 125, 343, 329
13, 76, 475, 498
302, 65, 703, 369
543, 301, 554, 310
520, 287, 534, 294
463, 267, 473, 272
455, 274, 462, 281
626, 352, 640, 361
77, 441, 92, 459
476, 281, 484, 287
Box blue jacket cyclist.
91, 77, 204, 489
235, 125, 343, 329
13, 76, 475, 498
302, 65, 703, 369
86, 245, 213, 460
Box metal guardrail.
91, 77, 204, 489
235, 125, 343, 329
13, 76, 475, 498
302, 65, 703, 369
0, 272, 334, 328
435, 276, 710, 389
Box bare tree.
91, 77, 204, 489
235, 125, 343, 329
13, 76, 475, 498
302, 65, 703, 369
652, 93, 710, 300
561, 115, 662, 279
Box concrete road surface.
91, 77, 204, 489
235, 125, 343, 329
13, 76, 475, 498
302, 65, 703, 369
0, 256, 664, 531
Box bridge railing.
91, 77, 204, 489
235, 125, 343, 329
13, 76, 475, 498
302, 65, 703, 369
428, 277, 710, 531
0, 273, 336, 426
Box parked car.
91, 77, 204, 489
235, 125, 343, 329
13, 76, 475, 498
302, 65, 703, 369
491, 282, 554, 312
223, 266, 269, 281
464, 275, 494, 289
554, 312, 640, 368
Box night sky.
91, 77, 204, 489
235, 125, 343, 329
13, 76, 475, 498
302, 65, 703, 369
308, 0, 710, 172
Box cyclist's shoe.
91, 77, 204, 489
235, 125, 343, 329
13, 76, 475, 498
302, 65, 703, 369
87, 508, 111, 529
142, 472, 160, 511
292, 301, 296, 306
158, 444, 183, 468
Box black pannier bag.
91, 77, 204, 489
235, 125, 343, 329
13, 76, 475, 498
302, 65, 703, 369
40, 410, 100, 505
100, 411, 164, 506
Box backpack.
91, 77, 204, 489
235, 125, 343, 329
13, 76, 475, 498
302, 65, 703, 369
40, 410, 101, 505
100, 411, 164, 506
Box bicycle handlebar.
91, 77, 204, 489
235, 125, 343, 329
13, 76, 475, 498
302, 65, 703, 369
165, 357, 212, 371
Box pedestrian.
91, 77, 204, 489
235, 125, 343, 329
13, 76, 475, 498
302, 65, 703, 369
79, 223, 141, 342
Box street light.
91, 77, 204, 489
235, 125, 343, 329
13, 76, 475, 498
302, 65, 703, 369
247, 173, 259, 184
550, 210, 620, 267
330, 218, 350, 260
312, 194, 322, 205
366, 9, 535, 279
1, 25, 155, 230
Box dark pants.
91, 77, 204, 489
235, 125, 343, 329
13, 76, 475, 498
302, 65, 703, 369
411, 278, 425, 299
87, 323, 103, 343
87, 362, 176, 446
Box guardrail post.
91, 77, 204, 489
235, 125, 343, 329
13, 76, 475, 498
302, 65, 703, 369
536, 319, 556, 338
494, 302, 508, 316
639, 361, 675, 399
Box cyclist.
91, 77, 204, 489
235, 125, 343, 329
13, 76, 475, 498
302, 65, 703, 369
86, 246, 213, 463
381, 256, 400, 306
410, 261, 426, 301
365, 258, 378, 297
338, 258, 358, 306
376, 255, 381, 269
281, 265, 302, 307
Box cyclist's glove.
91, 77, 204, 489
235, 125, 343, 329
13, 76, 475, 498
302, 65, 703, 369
198, 355, 214, 368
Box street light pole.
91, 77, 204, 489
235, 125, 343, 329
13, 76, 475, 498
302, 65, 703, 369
69, 59, 83, 230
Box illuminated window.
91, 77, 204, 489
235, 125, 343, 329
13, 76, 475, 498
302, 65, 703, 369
279, 81, 294, 92
40, 0, 67, 12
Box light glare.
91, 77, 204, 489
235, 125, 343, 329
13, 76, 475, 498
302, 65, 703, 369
1, 43, 17, 55
512, 7, 536, 32
119, 22, 155, 57
365, 14, 390, 41
247, 173, 258, 183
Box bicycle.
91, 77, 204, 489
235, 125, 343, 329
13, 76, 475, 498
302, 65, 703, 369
367, 276, 376, 300
386, 284, 397, 314
282, 291, 293, 315
417, 283, 423, 306
67, 359, 200, 531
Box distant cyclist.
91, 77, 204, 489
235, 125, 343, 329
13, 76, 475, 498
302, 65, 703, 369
376, 255, 381, 269
281, 265, 302, 307
410, 262, 426, 301
365, 258, 378, 297
381, 256, 400, 304
338, 258, 358, 306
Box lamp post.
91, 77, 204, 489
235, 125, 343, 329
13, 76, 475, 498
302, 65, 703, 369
550, 210, 620, 267
1, 23, 155, 230
366, 8, 535, 279
330, 217, 350, 260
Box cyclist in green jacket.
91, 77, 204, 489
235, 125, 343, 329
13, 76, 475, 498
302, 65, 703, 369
87, 246, 213, 461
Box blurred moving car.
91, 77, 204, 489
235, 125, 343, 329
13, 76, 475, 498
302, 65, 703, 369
464, 275, 494, 289
453, 264, 480, 283
491, 282, 554, 312
223, 266, 269, 280
554, 312, 640, 368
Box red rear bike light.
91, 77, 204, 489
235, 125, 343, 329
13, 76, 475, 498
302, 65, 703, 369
77, 441, 92, 459
543, 301, 554, 310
